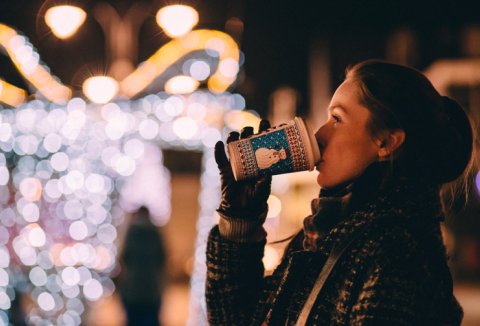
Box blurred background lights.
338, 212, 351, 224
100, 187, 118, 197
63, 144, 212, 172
156, 5, 199, 38
218, 58, 239, 78
38, 292, 56, 311
139, 119, 159, 140
266, 195, 282, 219
69, 221, 88, 241
189, 60, 211, 81
62, 267, 81, 286
262, 245, 281, 272
0, 292, 10, 310
83, 76, 119, 104
44, 6, 87, 39
19, 177, 42, 201
50, 152, 69, 172
0, 87, 244, 324
0, 79, 26, 107
0, 166, 9, 185
0, 248, 9, 268
30, 266, 48, 286
22, 202, 40, 222
26, 224, 47, 247
0, 122, 12, 142
0, 268, 8, 287
165, 75, 200, 94
173, 117, 198, 139
225, 110, 261, 132
43, 133, 63, 153
83, 278, 103, 301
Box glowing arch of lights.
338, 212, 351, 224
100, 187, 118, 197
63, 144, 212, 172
0, 23, 240, 107
0, 79, 27, 107
0, 17, 242, 326
120, 29, 240, 97
0, 24, 72, 105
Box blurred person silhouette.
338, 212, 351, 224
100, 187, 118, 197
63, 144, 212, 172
117, 206, 167, 326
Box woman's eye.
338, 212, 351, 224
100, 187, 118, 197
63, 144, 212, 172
332, 115, 341, 124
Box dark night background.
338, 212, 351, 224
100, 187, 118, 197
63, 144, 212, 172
1, 0, 480, 115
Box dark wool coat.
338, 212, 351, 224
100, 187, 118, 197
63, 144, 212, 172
206, 179, 464, 325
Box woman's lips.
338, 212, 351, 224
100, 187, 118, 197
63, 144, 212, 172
315, 160, 324, 170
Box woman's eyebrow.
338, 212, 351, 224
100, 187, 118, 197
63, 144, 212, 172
328, 105, 348, 114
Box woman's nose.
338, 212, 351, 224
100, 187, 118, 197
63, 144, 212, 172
315, 124, 328, 150
315, 124, 328, 146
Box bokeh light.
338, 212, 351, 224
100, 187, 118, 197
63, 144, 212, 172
45, 5, 87, 39
165, 75, 200, 94
83, 76, 119, 104
156, 5, 199, 38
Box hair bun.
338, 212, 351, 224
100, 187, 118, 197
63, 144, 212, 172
435, 96, 473, 182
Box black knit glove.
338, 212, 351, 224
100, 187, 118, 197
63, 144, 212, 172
214, 119, 272, 221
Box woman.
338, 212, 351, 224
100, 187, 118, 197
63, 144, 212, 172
206, 60, 474, 325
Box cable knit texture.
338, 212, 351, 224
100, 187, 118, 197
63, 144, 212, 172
206, 168, 463, 325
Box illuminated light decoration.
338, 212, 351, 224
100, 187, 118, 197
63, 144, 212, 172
0, 24, 71, 104
82, 76, 119, 104
266, 195, 282, 219
120, 29, 240, 97
188, 60, 211, 81
165, 75, 200, 94
262, 245, 281, 272
0, 90, 245, 325
0, 79, 26, 107
156, 5, 199, 38
45, 5, 87, 39
224, 110, 261, 132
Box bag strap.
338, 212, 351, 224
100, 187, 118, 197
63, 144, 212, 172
295, 222, 372, 326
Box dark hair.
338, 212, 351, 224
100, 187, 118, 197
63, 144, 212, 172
345, 60, 474, 185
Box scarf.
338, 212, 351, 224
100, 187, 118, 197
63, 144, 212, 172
302, 162, 444, 252
302, 185, 352, 251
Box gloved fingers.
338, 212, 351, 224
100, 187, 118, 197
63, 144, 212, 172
226, 131, 239, 144
255, 174, 272, 195
259, 119, 271, 133
214, 141, 229, 169
240, 126, 254, 139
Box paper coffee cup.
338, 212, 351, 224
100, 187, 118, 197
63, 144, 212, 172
227, 117, 321, 181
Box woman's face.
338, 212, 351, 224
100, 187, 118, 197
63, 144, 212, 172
315, 79, 381, 188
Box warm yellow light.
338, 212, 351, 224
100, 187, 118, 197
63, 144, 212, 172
0, 79, 27, 107
266, 195, 282, 219
0, 23, 71, 103
263, 245, 281, 272
121, 30, 240, 97
45, 5, 87, 39
156, 5, 199, 38
224, 111, 261, 132
164, 75, 199, 94
83, 76, 119, 104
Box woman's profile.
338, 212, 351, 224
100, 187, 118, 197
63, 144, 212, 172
206, 60, 475, 325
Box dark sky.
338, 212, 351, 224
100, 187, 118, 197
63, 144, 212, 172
1, 0, 480, 114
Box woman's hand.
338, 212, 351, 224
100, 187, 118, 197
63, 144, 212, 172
214, 119, 272, 220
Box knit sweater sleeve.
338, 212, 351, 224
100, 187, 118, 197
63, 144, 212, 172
205, 225, 268, 325
206, 225, 303, 326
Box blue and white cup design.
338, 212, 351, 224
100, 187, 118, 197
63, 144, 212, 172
228, 117, 321, 180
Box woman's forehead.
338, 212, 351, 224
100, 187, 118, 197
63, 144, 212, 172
330, 81, 363, 112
